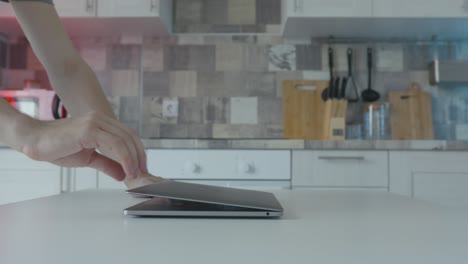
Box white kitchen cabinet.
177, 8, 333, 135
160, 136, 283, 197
72, 168, 98, 191
146, 150, 291, 181
282, 0, 468, 38
97, 0, 159, 17
373, 0, 468, 17
96, 149, 291, 190
0, 149, 61, 205
1, 0, 96, 17
0, 2, 14, 17
97, 0, 173, 33
389, 151, 468, 208
180, 180, 290, 190
97, 172, 127, 190
54, 0, 97, 17
285, 0, 372, 18
292, 151, 388, 188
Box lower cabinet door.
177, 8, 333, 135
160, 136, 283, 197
73, 168, 98, 191
390, 151, 468, 208
0, 150, 61, 205
98, 172, 126, 190
412, 172, 468, 208
0, 170, 61, 205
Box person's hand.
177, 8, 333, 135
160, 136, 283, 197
124, 172, 168, 190
18, 112, 147, 181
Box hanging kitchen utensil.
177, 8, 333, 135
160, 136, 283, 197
333, 77, 340, 99
361, 47, 380, 103
322, 47, 335, 101
345, 48, 360, 102
340, 76, 348, 99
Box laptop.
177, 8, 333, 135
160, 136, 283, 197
124, 181, 283, 218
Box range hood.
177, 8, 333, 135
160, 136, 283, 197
430, 59, 468, 85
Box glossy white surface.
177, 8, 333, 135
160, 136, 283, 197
1, 190, 467, 264
146, 150, 291, 180
373, 0, 468, 17
292, 151, 388, 187
0, 150, 61, 205
389, 151, 468, 208
286, 0, 373, 17
54, 0, 97, 17
98, 0, 155, 17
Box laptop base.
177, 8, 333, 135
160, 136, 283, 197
124, 197, 282, 218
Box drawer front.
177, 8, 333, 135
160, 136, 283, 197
147, 150, 291, 180
293, 151, 388, 187
180, 180, 291, 190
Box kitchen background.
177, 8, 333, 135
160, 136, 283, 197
1, 0, 468, 140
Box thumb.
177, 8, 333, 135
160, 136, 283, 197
88, 151, 126, 182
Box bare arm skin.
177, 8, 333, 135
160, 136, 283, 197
0, 1, 164, 188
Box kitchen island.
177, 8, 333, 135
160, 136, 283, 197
1, 190, 467, 264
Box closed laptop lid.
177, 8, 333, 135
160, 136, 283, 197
126, 181, 283, 212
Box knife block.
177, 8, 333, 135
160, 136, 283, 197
323, 99, 348, 140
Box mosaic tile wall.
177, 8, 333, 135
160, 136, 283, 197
4, 35, 468, 140
173, 0, 281, 33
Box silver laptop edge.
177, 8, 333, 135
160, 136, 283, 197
124, 209, 283, 217
125, 190, 283, 212
124, 181, 284, 218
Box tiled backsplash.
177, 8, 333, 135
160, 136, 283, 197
3, 33, 468, 140
173, 0, 281, 33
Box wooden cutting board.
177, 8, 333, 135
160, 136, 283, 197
389, 83, 434, 140
283, 80, 329, 139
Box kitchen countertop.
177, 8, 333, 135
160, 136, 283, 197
1, 139, 468, 150
140, 139, 467, 150
1, 190, 467, 264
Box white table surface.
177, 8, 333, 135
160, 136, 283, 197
1, 190, 467, 264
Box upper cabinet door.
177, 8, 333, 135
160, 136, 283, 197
97, 0, 159, 17
373, 0, 468, 17
0, 2, 15, 17
287, 0, 372, 17
54, 0, 97, 17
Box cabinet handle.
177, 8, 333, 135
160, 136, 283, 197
184, 162, 201, 174
294, 0, 303, 14
86, 0, 95, 14
238, 162, 255, 174
150, 0, 157, 13
318, 156, 365, 161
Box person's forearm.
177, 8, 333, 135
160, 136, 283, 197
10, 2, 115, 119
46, 55, 115, 119
9, 2, 149, 183
0, 99, 34, 151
